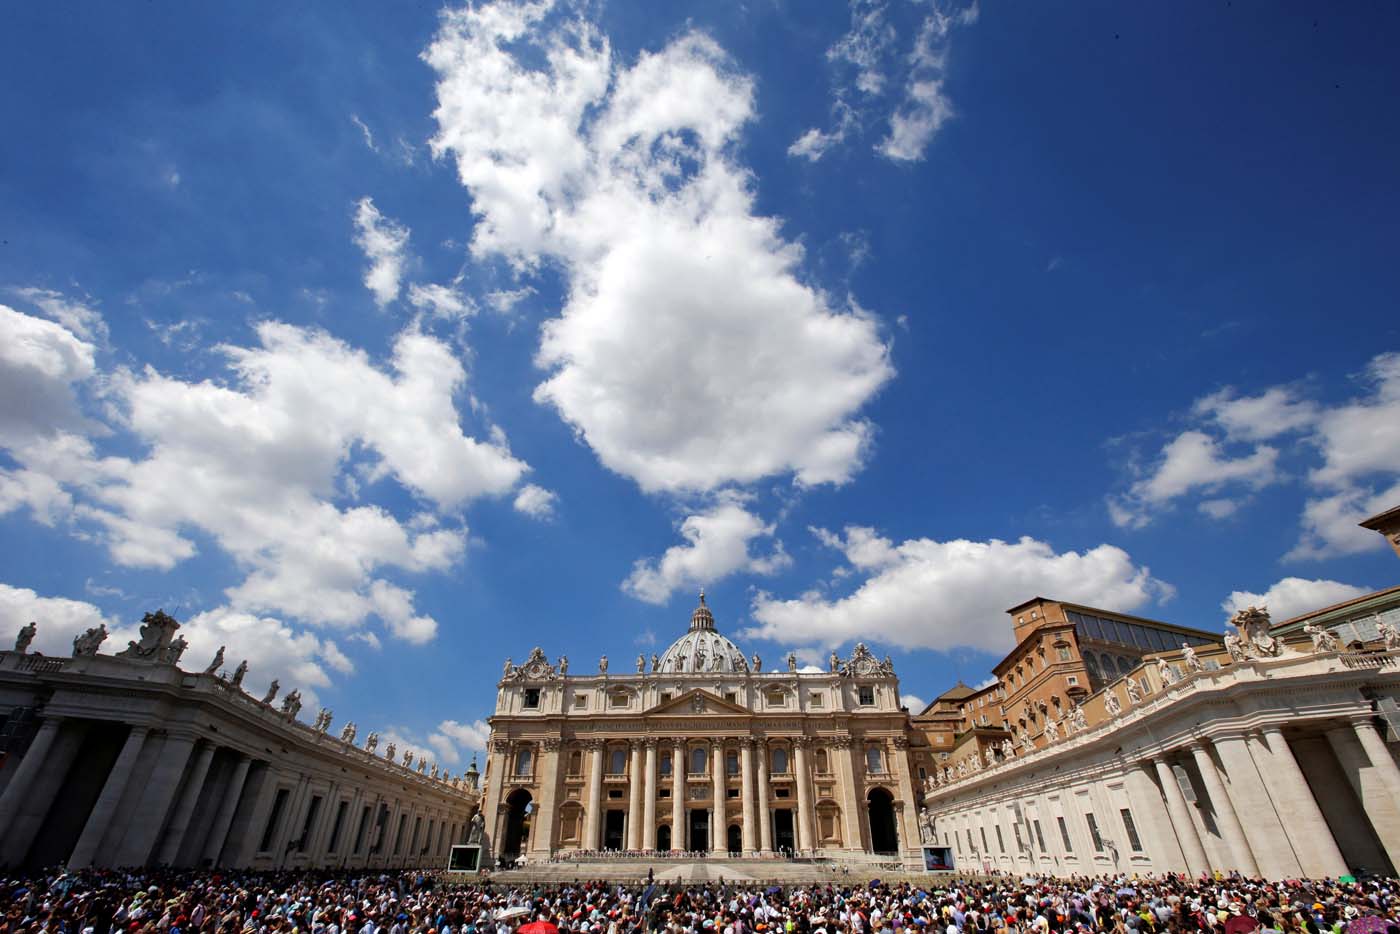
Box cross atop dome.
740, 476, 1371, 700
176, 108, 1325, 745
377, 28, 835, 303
689, 589, 715, 632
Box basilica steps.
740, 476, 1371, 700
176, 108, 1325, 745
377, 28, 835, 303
482, 856, 916, 885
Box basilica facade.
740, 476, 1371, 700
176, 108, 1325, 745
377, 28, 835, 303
479, 594, 921, 865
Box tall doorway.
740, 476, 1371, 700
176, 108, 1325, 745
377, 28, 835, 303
773, 809, 795, 853
727, 823, 742, 854
867, 788, 898, 854
688, 808, 709, 851
657, 824, 671, 851
502, 789, 533, 857
603, 810, 626, 850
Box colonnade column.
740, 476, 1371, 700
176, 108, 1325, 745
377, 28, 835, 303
1325, 721, 1400, 870
794, 737, 816, 853
157, 740, 218, 865
740, 739, 756, 854
755, 740, 773, 853
1352, 718, 1400, 800
1255, 726, 1347, 878
1211, 732, 1300, 878
671, 741, 685, 852
1145, 757, 1202, 875
0, 717, 72, 865
204, 754, 252, 866
711, 742, 726, 854
68, 725, 150, 868
531, 738, 563, 856
627, 740, 645, 850
1188, 741, 1258, 876
582, 741, 604, 851
642, 740, 658, 851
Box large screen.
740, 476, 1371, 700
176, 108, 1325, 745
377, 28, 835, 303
922, 846, 955, 872
448, 844, 482, 872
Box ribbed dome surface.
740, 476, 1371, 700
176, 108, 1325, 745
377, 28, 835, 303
658, 593, 748, 673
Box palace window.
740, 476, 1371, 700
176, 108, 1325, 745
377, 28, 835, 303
858, 686, 875, 706
771, 747, 789, 774
573, 693, 587, 709
609, 748, 627, 774
690, 747, 708, 774
568, 751, 582, 776
775, 787, 790, 798
726, 751, 739, 774
1057, 816, 1073, 852
1085, 812, 1103, 852
609, 691, 630, 708
766, 688, 787, 707
523, 688, 541, 709
725, 692, 738, 704
1120, 808, 1143, 851
809, 692, 825, 708
660, 753, 672, 776
515, 747, 532, 776
815, 748, 830, 774
865, 745, 883, 774
659, 692, 672, 703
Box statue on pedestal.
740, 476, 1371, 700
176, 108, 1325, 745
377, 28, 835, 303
558, 655, 568, 675
830, 650, 840, 673
1182, 643, 1203, 673
230, 660, 248, 689
651, 653, 660, 672
787, 652, 797, 672
1224, 632, 1246, 663
365, 731, 379, 753
281, 689, 302, 719
1104, 691, 1122, 716
161, 634, 188, 665
919, 807, 936, 844
467, 811, 485, 845
1044, 717, 1060, 741
599, 654, 608, 674
204, 645, 225, 675
1230, 605, 1282, 659
1125, 677, 1143, 704
13, 622, 36, 654
402, 749, 414, 768
384, 742, 396, 760
1156, 657, 1177, 685
1071, 705, 1089, 731
636, 653, 645, 673
341, 721, 357, 744
262, 679, 280, 704
1379, 619, 1400, 651
314, 708, 332, 733
984, 746, 996, 767
751, 652, 761, 672
118, 610, 182, 662
72, 624, 108, 657
1305, 623, 1342, 654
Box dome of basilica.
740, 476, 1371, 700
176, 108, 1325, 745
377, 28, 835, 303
657, 592, 749, 674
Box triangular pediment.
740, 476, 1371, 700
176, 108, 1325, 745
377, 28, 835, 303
646, 688, 750, 716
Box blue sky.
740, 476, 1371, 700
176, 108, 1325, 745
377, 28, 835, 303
2, 1, 1398, 770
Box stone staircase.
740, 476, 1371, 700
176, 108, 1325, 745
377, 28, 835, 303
484, 856, 913, 886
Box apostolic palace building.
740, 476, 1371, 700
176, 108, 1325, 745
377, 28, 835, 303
1, 503, 1399, 878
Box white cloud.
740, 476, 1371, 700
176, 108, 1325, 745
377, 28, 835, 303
485, 286, 536, 316
352, 197, 410, 306
0, 583, 125, 657
623, 499, 791, 604
513, 483, 558, 519
1220, 576, 1372, 626
877, 4, 977, 162
1109, 431, 1279, 529
425, 1, 894, 494
429, 718, 492, 766
175, 607, 346, 711
900, 693, 926, 711
0, 303, 98, 443
350, 114, 379, 152
0, 305, 527, 644
788, 125, 847, 162
743, 527, 1172, 654
407, 282, 475, 319
1193, 386, 1318, 442
10, 287, 108, 342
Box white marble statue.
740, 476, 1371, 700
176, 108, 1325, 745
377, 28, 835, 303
402, 749, 414, 767
262, 679, 280, 704
1305, 623, 1342, 653
1156, 657, 1177, 685
830, 650, 840, 672
919, 807, 936, 843
365, 731, 379, 753
1020, 730, 1035, 752
230, 659, 248, 689
984, 746, 997, 767
651, 653, 660, 672
281, 689, 302, 719
204, 645, 225, 674
384, 742, 396, 760
751, 652, 762, 672
1125, 677, 1143, 704
1043, 717, 1060, 742
13, 621, 37, 654
340, 721, 356, 743
787, 652, 798, 672
467, 811, 485, 844
72, 624, 108, 657
503, 657, 514, 677
1072, 705, 1089, 731
1224, 632, 1246, 663
1182, 642, 1204, 672
558, 655, 568, 675
599, 655, 608, 674
1379, 619, 1400, 651
1231, 605, 1281, 659
1104, 691, 1122, 716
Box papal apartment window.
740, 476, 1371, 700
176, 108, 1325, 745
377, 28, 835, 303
858, 685, 875, 706
523, 688, 541, 709
1057, 816, 1073, 852
1085, 812, 1104, 852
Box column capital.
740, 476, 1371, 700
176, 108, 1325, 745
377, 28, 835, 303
828, 735, 853, 749
745, 736, 764, 749
629, 737, 647, 751
582, 738, 606, 750
541, 737, 563, 752
490, 737, 511, 753
643, 737, 659, 750
793, 736, 812, 749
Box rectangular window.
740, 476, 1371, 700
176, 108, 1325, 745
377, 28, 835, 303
574, 693, 588, 709
775, 787, 790, 798
658, 692, 671, 704
727, 788, 739, 798
609, 692, 628, 707
1120, 808, 1143, 851
659, 788, 670, 798
809, 692, 824, 708
995, 825, 1005, 853
1067, 675, 1079, 686
299, 795, 322, 849
327, 800, 349, 854
725, 692, 738, 704
1085, 812, 1103, 852
259, 788, 290, 853
980, 827, 988, 851
1057, 646, 1071, 661
766, 689, 787, 707
1057, 816, 1073, 852
353, 805, 371, 855
1032, 819, 1046, 851
410, 816, 421, 854
523, 688, 541, 708
858, 686, 875, 706
393, 814, 407, 856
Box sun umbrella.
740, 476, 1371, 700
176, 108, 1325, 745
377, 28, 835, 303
495, 907, 532, 921
519, 922, 560, 934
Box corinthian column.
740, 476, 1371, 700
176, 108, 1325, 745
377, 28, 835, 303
627, 740, 645, 851
794, 737, 816, 853
671, 741, 685, 852
582, 741, 604, 850
531, 738, 563, 857
1189, 741, 1258, 876
755, 740, 773, 853
740, 739, 756, 854
832, 736, 864, 851
642, 740, 658, 850
711, 741, 726, 854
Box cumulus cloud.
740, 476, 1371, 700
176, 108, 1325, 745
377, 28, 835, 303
1113, 352, 1400, 559
408, 282, 475, 319
623, 500, 791, 604
428, 718, 492, 766
1220, 576, 1372, 626
0, 583, 125, 656
877, 4, 976, 162
353, 197, 410, 306
10, 287, 108, 342
0, 303, 99, 442
1109, 431, 1279, 529
743, 526, 1172, 654
425, 1, 894, 494
900, 693, 926, 712
513, 483, 558, 519
0, 304, 527, 644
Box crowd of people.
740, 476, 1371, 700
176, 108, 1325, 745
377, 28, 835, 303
1, 868, 1397, 934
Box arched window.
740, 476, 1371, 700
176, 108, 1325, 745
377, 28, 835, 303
690, 746, 708, 775
609, 748, 627, 774
660, 753, 672, 776
815, 748, 830, 774
568, 750, 582, 776
1100, 653, 1114, 676
866, 745, 883, 774
771, 747, 789, 774
726, 750, 739, 774
515, 747, 532, 776
1116, 656, 1134, 676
